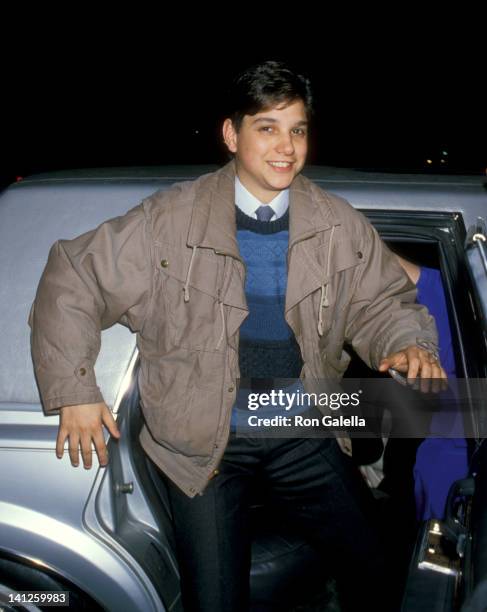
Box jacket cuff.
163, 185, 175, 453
34, 358, 104, 413
43, 389, 105, 414
372, 330, 439, 369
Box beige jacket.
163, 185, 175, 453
28, 159, 438, 497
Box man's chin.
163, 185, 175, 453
268, 175, 298, 191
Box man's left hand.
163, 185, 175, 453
378, 345, 448, 393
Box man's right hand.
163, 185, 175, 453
56, 402, 121, 469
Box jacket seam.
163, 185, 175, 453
53, 241, 105, 332
139, 201, 156, 337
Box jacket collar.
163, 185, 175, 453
186, 159, 334, 259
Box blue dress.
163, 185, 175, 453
413, 266, 468, 520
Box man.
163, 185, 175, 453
28, 61, 446, 611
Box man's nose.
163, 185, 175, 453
276, 132, 295, 155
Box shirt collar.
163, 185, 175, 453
235, 175, 289, 221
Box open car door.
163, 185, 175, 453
402, 218, 487, 612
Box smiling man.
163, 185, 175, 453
223, 98, 308, 203
29, 60, 446, 612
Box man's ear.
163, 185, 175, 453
222, 118, 238, 154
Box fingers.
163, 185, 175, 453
414, 352, 430, 393
406, 348, 449, 393
68, 433, 81, 467
80, 432, 93, 469
56, 426, 68, 460
406, 354, 422, 381
430, 361, 446, 393
92, 428, 109, 467
414, 353, 431, 394
56, 403, 120, 469
379, 351, 408, 373
102, 404, 121, 439
68, 430, 109, 469
383, 347, 449, 394
430, 361, 449, 392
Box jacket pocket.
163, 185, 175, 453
313, 228, 363, 275
153, 242, 225, 352
314, 250, 363, 336
138, 350, 225, 458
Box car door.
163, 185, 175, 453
456, 218, 487, 612
402, 217, 487, 612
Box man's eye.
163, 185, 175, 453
259, 126, 306, 135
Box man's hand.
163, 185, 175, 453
56, 402, 121, 468
378, 345, 448, 393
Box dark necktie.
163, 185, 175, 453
254, 205, 275, 222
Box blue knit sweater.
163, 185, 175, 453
230, 206, 303, 429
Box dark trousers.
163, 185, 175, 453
151, 431, 400, 612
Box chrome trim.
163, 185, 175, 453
112, 349, 139, 417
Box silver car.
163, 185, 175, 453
1, 166, 486, 611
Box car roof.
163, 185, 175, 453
16, 164, 487, 186
16, 163, 487, 226
1, 165, 486, 409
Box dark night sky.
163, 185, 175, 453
2, 28, 485, 187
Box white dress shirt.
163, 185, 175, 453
235, 175, 289, 221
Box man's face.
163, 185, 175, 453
222, 99, 308, 204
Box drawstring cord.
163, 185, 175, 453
216, 257, 233, 350
318, 225, 336, 336
183, 244, 227, 350
183, 245, 198, 302
317, 284, 329, 336
185, 226, 336, 343
216, 296, 225, 350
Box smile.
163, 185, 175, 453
268, 161, 293, 168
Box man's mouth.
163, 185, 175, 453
267, 161, 293, 168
